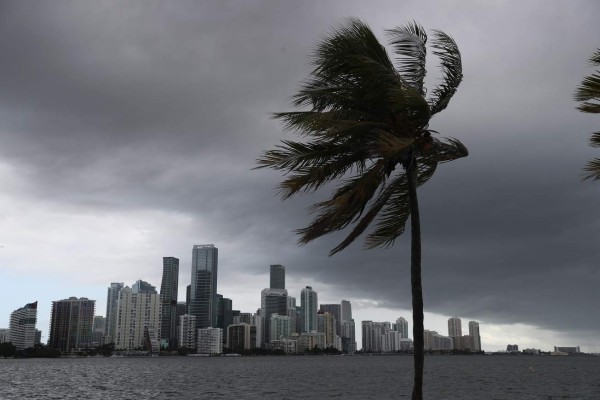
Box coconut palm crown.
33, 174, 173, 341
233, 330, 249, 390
257, 18, 467, 399
257, 18, 467, 253
574, 48, 600, 181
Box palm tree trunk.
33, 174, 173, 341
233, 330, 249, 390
407, 155, 424, 400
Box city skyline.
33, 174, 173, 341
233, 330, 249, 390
0, 1, 598, 353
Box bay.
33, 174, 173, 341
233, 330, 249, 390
1, 355, 598, 399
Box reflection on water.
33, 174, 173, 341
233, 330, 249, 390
0, 355, 598, 399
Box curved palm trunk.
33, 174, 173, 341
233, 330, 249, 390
407, 156, 424, 400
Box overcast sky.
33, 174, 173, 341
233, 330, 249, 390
1, 0, 598, 352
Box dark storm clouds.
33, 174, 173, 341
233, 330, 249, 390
1, 1, 598, 343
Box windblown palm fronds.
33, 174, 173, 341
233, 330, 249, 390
575, 49, 600, 180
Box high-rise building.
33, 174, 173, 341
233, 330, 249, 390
190, 244, 218, 328
114, 286, 161, 350
49, 297, 95, 352
468, 321, 481, 351
179, 314, 197, 349
91, 316, 105, 347
317, 312, 337, 348
341, 300, 352, 322
270, 264, 285, 289
105, 282, 124, 344
341, 320, 357, 353
361, 321, 391, 352
319, 304, 341, 337
448, 317, 462, 337
424, 330, 454, 351
160, 257, 179, 348
393, 317, 409, 338
300, 286, 318, 332
216, 294, 233, 332
8, 301, 38, 350
270, 314, 292, 342
0, 329, 10, 343
132, 280, 157, 294
227, 323, 255, 352
197, 327, 222, 354
261, 288, 288, 344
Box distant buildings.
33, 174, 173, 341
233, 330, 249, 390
261, 288, 288, 344
270, 264, 285, 290
448, 317, 462, 337
190, 244, 218, 328
160, 257, 179, 348
227, 323, 255, 352
300, 286, 318, 332
469, 321, 481, 351
115, 286, 161, 350
393, 317, 409, 339
104, 282, 124, 344
424, 330, 454, 351
49, 297, 95, 352
554, 346, 580, 354
507, 344, 519, 352
8, 301, 38, 350
197, 327, 222, 354
178, 314, 197, 349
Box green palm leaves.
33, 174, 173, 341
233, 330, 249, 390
575, 49, 600, 181
257, 18, 467, 254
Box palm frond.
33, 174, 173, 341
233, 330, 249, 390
583, 158, 600, 181
428, 30, 463, 115
365, 159, 437, 249
386, 21, 428, 95
590, 131, 600, 148
574, 72, 600, 113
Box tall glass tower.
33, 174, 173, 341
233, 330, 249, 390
300, 286, 318, 332
105, 282, 124, 344
269, 264, 285, 289
190, 244, 218, 329
160, 257, 179, 348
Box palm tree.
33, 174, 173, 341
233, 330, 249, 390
257, 18, 467, 399
574, 48, 600, 181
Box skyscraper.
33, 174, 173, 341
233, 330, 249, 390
300, 286, 318, 332
115, 286, 161, 350
190, 244, 218, 328
269, 264, 285, 289
261, 288, 288, 344
319, 304, 341, 337
468, 321, 481, 351
105, 282, 124, 344
341, 300, 353, 322
49, 297, 95, 352
8, 301, 38, 350
448, 317, 462, 337
216, 294, 233, 332
132, 279, 157, 294
393, 317, 409, 338
160, 257, 179, 348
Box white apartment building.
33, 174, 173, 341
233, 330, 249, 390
197, 327, 222, 354
179, 314, 197, 349
115, 286, 161, 350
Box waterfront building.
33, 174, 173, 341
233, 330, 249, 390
341, 320, 357, 353
261, 288, 288, 344
448, 317, 462, 337
361, 321, 391, 352
190, 244, 218, 328
468, 321, 481, 351
271, 338, 297, 354
393, 317, 409, 339
300, 286, 318, 332
145, 326, 160, 353
105, 282, 124, 344
382, 331, 405, 352
0, 329, 9, 343
91, 316, 105, 347
160, 257, 179, 349
49, 297, 95, 352
197, 327, 222, 354
270, 264, 285, 289
317, 311, 337, 348
227, 323, 255, 352
507, 344, 519, 352
424, 330, 454, 351
8, 301, 38, 350
175, 302, 187, 345
296, 331, 326, 352
287, 297, 298, 334
319, 304, 341, 337
179, 314, 197, 349
34, 329, 42, 345
554, 346, 580, 354
216, 294, 233, 332
270, 314, 292, 342
186, 284, 191, 313
114, 286, 161, 350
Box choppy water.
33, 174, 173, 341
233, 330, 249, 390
1, 355, 598, 399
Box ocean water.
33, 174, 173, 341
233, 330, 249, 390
1, 355, 598, 399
